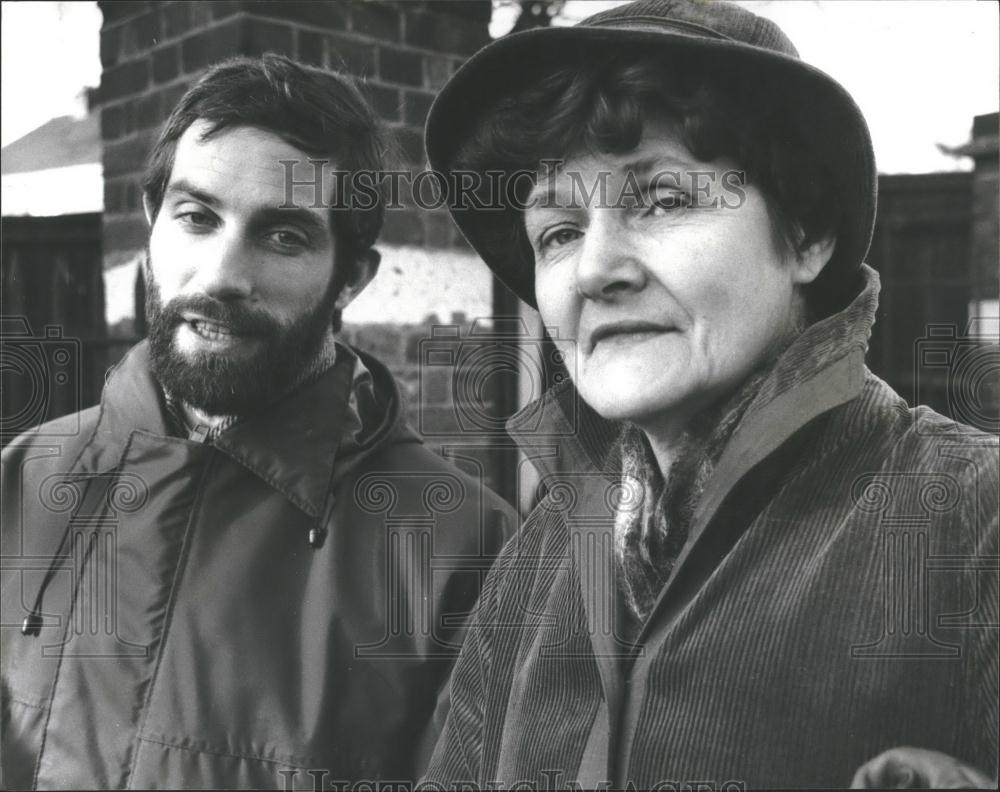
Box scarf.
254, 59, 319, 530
614, 366, 772, 623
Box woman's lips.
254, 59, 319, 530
588, 322, 675, 352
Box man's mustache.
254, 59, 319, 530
156, 294, 279, 337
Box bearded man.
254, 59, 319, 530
1, 54, 512, 790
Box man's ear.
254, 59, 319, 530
334, 249, 381, 311
792, 235, 837, 285
142, 193, 156, 227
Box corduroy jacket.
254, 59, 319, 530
2, 342, 514, 789
425, 266, 999, 789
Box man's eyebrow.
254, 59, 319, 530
251, 206, 330, 237
163, 179, 220, 207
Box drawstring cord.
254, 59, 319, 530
306, 351, 356, 550
309, 433, 344, 549
22, 475, 115, 637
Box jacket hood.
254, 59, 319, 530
72, 341, 421, 518
507, 263, 881, 485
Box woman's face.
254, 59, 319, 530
524, 118, 827, 435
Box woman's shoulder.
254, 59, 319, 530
826, 370, 998, 540
830, 368, 997, 466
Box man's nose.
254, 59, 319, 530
187, 232, 253, 300
574, 212, 647, 301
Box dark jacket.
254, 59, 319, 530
425, 266, 999, 789
1, 342, 514, 790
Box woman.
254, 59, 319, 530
422, 0, 997, 788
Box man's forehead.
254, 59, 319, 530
171, 121, 341, 207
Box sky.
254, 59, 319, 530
2, 0, 998, 175
1, 2, 102, 147
728, 0, 999, 173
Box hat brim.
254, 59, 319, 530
425, 25, 877, 311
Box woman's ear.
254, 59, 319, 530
792, 235, 837, 285
334, 249, 381, 311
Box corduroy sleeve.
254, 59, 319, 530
421, 547, 502, 786
973, 466, 999, 781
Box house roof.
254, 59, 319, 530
1, 113, 100, 175
939, 111, 999, 163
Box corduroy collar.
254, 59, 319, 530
507, 264, 880, 710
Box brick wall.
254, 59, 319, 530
341, 313, 523, 501
94, 0, 491, 269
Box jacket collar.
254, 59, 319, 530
688, 265, 877, 536
507, 264, 880, 708
73, 341, 400, 518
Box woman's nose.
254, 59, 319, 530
574, 212, 647, 300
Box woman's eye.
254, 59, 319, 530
645, 191, 692, 215
539, 226, 581, 250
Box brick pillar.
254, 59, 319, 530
93, 0, 491, 273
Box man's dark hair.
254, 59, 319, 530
143, 53, 387, 331
457, 52, 844, 317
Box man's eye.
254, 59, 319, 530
177, 210, 215, 228
266, 229, 309, 250
538, 226, 581, 250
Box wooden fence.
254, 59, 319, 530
1, 213, 135, 443
867, 172, 997, 432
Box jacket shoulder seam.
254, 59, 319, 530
6, 693, 47, 710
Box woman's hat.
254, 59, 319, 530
424, 0, 877, 311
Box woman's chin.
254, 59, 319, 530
578, 383, 690, 425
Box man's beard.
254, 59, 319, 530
144, 264, 339, 419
